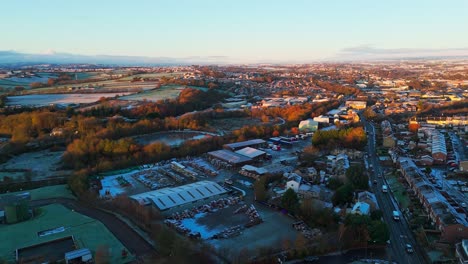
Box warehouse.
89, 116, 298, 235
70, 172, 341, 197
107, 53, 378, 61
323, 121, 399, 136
131, 181, 227, 212
207, 149, 252, 165
235, 147, 266, 160
223, 139, 267, 151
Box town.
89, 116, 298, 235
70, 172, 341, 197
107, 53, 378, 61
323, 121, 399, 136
0, 60, 467, 264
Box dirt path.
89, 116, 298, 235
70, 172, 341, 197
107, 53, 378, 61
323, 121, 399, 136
30, 198, 155, 257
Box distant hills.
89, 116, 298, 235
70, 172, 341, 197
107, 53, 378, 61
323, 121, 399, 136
0, 50, 230, 66
1, 49, 468, 67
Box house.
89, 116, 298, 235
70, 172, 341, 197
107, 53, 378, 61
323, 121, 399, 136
345, 100, 367, 110
286, 174, 302, 192
357, 191, 379, 211
313, 115, 332, 124
352, 202, 371, 215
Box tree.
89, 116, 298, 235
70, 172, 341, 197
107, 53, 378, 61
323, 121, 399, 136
346, 165, 368, 190
370, 209, 383, 221
282, 188, 299, 213
363, 107, 377, 120
332, 184, 354, 205
368, 220, 390, 244
327, 177, 343, 190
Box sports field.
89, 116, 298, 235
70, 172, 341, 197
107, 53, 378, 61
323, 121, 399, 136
0, 204, 131, 263
0, 185, 75, 200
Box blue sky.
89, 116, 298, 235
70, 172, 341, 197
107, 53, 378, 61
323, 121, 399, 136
1, 0, 468, 63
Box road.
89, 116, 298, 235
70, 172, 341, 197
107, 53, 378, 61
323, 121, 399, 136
363, 119, 425, 264
30, 198, 155, 257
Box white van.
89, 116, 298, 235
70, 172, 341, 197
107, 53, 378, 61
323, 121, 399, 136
393, 210, 400, 221
382, 185, 388, 193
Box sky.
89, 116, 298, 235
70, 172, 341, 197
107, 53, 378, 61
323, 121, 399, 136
1, 0, 468, 63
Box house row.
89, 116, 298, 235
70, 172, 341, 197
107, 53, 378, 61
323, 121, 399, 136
398, 157, 468, 243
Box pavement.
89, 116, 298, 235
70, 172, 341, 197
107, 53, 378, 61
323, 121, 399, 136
30, 198, 156, 257
363, 119, 425, 264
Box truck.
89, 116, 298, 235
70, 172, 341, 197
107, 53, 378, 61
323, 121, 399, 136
393, 210, 400, 221
382, 185, 388, 193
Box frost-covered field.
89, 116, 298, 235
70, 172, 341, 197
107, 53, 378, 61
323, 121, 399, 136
6, 93, 132, 106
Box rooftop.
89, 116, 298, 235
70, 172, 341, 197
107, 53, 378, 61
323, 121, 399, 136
131, 181, 227, 210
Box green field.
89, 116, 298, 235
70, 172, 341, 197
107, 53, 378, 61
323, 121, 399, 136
0, 185, 75, 200
386, 173, 410, 209
0, 204, 131, 263
119, 85, 207, 101
118, 72, 184, 81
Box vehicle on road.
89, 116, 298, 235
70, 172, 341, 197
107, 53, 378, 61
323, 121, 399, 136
373, 180, 377, 184
382, 185, 388, 193
405, 244, 414, 253
393, 210, 400, 221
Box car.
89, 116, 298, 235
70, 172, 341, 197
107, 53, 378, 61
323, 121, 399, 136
373, 180, 377, 184
405, 244, 414, 253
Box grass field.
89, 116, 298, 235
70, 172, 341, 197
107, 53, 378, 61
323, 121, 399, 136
0, 73, 58, 90
386, 173, 410, 209
119, 85, 207, 102
0, 150, 71, 180
6, 93, 133, 106
118, 72, 184, 81
0, 185, 75, 200
0, 204, 131, 263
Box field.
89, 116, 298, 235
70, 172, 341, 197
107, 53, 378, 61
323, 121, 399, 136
0, 73, 57, 89
0, 204, 130, 263
386, 172, 410, 209
72, 72, 102, 80
119, 85, 184, 101
207, 117, 263, 133
119, 85, 208, 102
0, 185, 75, 200
133, 131, 212, 146
118, 72, 184, 81
6, 92, 132, 107
0, 150, 71, 180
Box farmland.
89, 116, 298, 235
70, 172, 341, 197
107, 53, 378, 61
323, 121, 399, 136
0, 73, 58, 90
133, 131, 213, 146
0, 149, 71, 181
119, 85, 207, 102
118, 72, 184, 81
6, 92, 132, 107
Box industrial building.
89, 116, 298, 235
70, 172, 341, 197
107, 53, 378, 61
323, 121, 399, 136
235, 147, 266, 160
207, 149, 252, 165
131, 181, 227, 212
223, 139, 266, 151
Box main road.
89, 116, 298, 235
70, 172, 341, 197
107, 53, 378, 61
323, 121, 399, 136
363, 118, 425, 264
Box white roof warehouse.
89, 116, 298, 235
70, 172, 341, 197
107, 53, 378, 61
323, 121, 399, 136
130, 181, 227, 211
